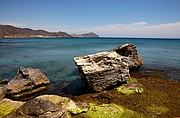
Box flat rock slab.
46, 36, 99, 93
74, 43, 143, 92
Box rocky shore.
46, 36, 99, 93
0, 44, 179, 118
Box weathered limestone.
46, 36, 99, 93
74, 43, 143, 92
110, 43, 143, 70
6, 67, 50, 98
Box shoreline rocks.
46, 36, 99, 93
3, 94, 88, 118
74, 43, 143, 92
5, 67, 50, 99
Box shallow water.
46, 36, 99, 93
0, 38, 180, 82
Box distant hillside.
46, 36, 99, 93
81, 32, 99, 38
70, 32, 99, 38
0, 25, 72, 38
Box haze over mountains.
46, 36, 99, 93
0, 25, 99, 38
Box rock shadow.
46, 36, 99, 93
62, 78, 93, 95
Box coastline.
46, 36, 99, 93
1, 68, 179, 117
0, 38, 180, 117
70, 69, 180, 117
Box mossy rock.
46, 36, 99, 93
147, 105, 169, 115
70, 107, 89, 115
78, 103, 144, 118
0, 103, 15, 116
70, 102, 89, 115
0, 98, 24, 117
116, 77, 144, 95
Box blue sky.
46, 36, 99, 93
0, 0, 180, 38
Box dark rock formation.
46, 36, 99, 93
0, 25, 72, 38
6, 67, 50, 98
74, 43, 143, 92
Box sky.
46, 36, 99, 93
0, 0, 180, 38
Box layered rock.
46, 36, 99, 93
74, 43, 143, 92
109, 43, 143, 71
6, 67, 50, 98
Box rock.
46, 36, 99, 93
116, 77, 144, 95
33, 95, 90, 117
7, 67, 50, 98
0, 86, 7, 101
4, 95, 79, 118
0, 79, 9, 100
109, 43, 143, 71
77, 103, 144, 118
36, 94, 77, 111
74, 43, 143, 92
70, 102, 89, 115
14, 98, 63, 118
0, 98, 24, 117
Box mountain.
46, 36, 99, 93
0, 25, 72, 38
81, 32, 99, 38
70, 32, 99, 38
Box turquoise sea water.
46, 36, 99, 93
0, 38, 180, 82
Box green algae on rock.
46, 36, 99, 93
147, 105, 169, 115
116, 77, 144, 95
70, 102, 89, 115
0, 103, 14, 116
76, 103, 144, 118
70, 107, 88, 115
0, 98, 24, 117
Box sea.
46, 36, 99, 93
0, 38, 180, 82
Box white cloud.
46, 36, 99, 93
0, 21, 28, 27
61, 22, 180, 38
1, 20, 180, 38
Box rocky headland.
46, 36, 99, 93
0, 43, 179, 118
0, 25, 99, 38
70, 32, 100, 38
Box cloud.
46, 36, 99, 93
61, 22, 180, 38
0, 21, 28, 27
1, 20, 180, 38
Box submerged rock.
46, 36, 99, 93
6, 67, 50, 98
74, 43, 143, 92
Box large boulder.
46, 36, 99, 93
74, 43, 143, 92
6, 67, 50, 98
4, 94, 87, 118
6, 97, 64, 118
